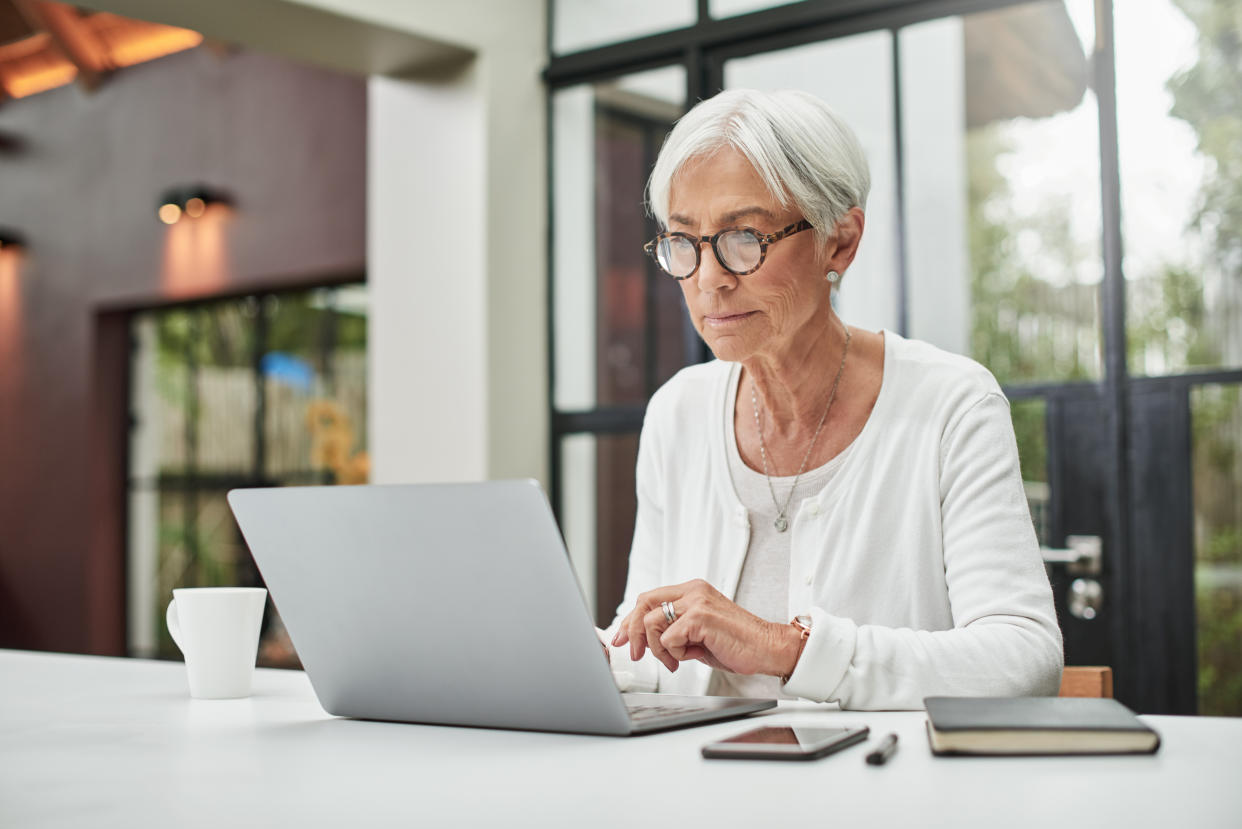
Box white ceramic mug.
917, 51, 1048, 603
166, 587, 268, 699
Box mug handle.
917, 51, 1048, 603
166, 598, 184, 653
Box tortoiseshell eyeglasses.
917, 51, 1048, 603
642, 219, 813, 280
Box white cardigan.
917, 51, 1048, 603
601, 331, 1063, 710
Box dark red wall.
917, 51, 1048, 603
0, 46, 366, 654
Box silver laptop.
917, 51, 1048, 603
226, 479, 775, 735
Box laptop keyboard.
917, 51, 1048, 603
626, 702, 713, 722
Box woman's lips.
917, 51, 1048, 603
703, 311, 757, 327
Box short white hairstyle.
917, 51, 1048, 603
646, 89, 870, 248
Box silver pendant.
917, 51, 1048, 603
774, 515, 789, 533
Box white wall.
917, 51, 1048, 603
901, 18, 971, 357
368, 70, 489, 482
551, 85, 596, 412
290, 0, 549, 486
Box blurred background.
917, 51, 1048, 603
0, 0, 1237, 716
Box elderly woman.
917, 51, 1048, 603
601, 88, 1063, 710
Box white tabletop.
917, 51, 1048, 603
3, 649, 1240, 828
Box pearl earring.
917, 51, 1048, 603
826, 270, 840, 283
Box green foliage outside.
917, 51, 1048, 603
1170, 0, 1242, 718
1191, 384, 1241, 716
966, 125, 1083, 488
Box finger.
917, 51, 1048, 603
613, 601, 653, 647
660, 614, 699, 662
660, 614, 725, 671
693, 649, 727, 671
614, 579, 711, 645
642, 607, 678, 672
629, 582, 701, 617
628, 612, 648, 662
679, 645, 715, 665
614, 598, 656, 649
611, 613, 632, 646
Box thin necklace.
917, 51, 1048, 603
750, 323, 851, 533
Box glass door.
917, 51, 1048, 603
127, 285, 368, 668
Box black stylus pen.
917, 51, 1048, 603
865, 733, 899, 765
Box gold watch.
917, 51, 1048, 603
780, 615, 812, 683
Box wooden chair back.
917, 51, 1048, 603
1058, 666, 1113, 698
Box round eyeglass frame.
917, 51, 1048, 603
642, 219, 813, 280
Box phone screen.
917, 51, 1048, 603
717, 726, 853, 749
703, 725, 869, 760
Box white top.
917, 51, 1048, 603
6, 650, 1242, 829
602, 330, 1064, 709
705, 362, 853, 700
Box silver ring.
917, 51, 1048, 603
662, 601, 677, 624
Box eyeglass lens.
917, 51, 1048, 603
656, 230, 763, 278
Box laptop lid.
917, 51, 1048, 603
227, 480, 635, 735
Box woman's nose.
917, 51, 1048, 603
695, 245, 737, 293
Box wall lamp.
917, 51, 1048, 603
0, 227, 26, 252
157, 185, 233, 225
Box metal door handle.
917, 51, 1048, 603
1040, 535, 1102, 575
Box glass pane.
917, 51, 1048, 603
1191, 383, 1242, 716
1118, 1, 1242, 376
901, 1, 1102, 384
264, 287, 369, 484
553, 0, 696, 54
147, 305, 256, 475
710, 0, 803, 17
148, 489, 262, 659
1012, 398, 1050, 547
725, 31, 900, 334
127, 286, 366, 667
559, 433, 640, 627
552, 66, 688, 410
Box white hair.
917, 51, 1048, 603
646, 89, 870, 248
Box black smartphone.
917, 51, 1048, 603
701, 725, 870, 761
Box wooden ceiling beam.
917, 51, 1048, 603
12, 0, 109, 92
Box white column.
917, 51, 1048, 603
367, 71, 489, 483
901, 18, 971, 356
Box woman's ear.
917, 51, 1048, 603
821, 207, 865, 278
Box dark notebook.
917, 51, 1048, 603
923, 696, 1161, 756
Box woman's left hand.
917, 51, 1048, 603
611, 579, 798, 676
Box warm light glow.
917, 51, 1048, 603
184, 197, 206, 218
104, 27, 204, 68
161, 205, 233, 298
158, 203, 181, 225
4, 61, 78, 99
0, 8, 205, 101
0, 254, 23, 391
0, 32, 77, 98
